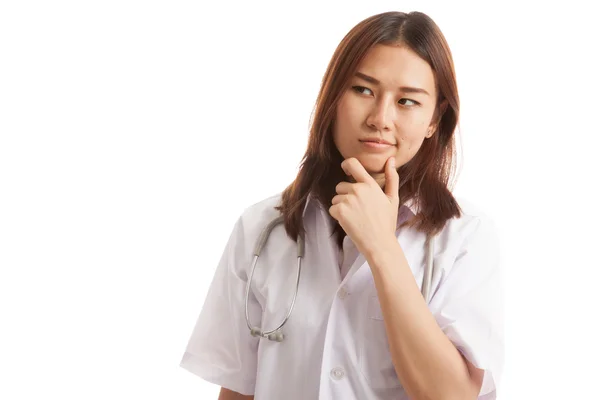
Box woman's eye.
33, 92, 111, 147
352, 85, 373, 95
352, 86, 419, 107
399, 98, 419, 106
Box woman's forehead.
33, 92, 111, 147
355, 44, 435, 93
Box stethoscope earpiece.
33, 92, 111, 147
251, 326, 284, 342
267, 330, 284, 342
250, 327, 262, 337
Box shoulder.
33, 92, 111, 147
239, 192, 283, 227
439, 196, 500, 259
230, 192, 283, 244
242, 192, 283, 216
220, 192, 284, 273
445, 196, 497, 236
454, 196, 495, 221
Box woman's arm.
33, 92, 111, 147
218, 387, 254, 400
366, 241, 482, 400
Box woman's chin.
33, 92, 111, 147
355, 156, 386, 175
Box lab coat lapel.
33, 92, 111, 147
313, 204, 341, 284
312, 200, 375, 290
341, 249, 373, 293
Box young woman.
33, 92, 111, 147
181, 10, 503, 400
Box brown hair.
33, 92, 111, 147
275, 11, 462, 248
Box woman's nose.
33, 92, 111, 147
366, 98, 395, 131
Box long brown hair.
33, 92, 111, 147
275, 11, 462, 248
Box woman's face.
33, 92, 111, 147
333, 44, 439, 184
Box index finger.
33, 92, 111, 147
341, 158, 375, 185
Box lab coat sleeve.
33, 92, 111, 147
179, 216, 261, 396
428, 215, 504, 399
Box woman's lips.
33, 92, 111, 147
360, 140, 394, 151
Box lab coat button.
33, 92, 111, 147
330, 367, 345, 380
337, 287, 348, 299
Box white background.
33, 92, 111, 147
1, 1, 599, 399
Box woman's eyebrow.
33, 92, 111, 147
354, 71, 430, 96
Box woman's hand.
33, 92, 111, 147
329, 156, 400, 257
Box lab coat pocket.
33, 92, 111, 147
358, 294, 403, 389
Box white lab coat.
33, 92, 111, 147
180, 192, 504, 399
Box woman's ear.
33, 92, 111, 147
427, 98, 449, 138
426, 125, 436, 138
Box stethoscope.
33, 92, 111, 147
245, 215, 436, 342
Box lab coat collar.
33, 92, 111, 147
301, 191, 418, 285
302, 192, 321, 218
302, 191, 419, 220
403, 197, 419, 216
